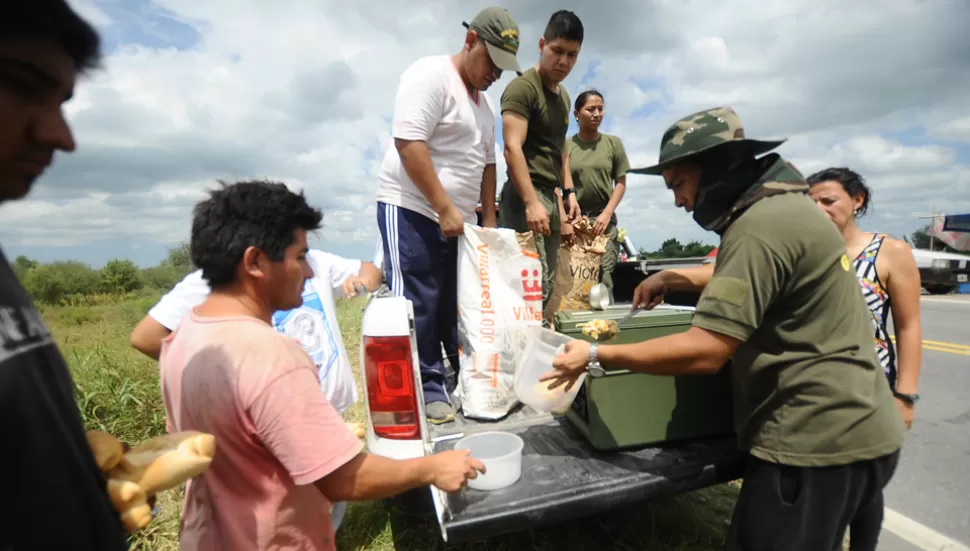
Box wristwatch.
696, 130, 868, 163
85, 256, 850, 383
562, 187, 576, 197
586, 343, 605, 378
893, 391, 919, 405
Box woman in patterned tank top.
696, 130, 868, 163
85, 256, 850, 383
808, 168, 923, 430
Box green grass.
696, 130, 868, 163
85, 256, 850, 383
46, 294, 741, 550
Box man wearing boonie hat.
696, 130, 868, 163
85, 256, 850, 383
375, 7, 521, 424
544, 106, 905, 551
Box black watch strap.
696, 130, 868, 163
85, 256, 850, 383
562, 187, 575, 196
893, 391, 919, 405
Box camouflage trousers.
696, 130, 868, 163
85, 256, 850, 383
499, 182, 561, 311
584, 210, 619, 295
600, 222, 619, 294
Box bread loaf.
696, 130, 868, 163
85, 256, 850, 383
85, 430, 217, 532
86, 430, 125, 472
110, 431, 216, 496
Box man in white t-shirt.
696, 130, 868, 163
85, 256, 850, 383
374, 7, 521, 424
129, 248, 381, 531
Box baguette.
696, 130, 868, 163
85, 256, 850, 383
86, 430, 125, 472
90, 430, 216, 532
109, 431, 217, 497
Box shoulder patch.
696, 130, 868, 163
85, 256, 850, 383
840, 253, 851, 272
762, 181, 810, 192
704, 276, 749, 307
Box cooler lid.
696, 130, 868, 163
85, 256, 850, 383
554, 305, 694, 332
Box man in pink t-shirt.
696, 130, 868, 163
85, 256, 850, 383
160, 180, 484, 551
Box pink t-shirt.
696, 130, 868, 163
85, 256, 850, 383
158, 311, 363, 551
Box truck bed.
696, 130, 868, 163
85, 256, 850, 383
431, 414, 744, 543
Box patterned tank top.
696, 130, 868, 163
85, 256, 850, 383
852, 233, 896, 389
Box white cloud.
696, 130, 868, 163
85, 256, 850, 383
1, 0, 968, 265
68, 0, 114, 29
930, 117, 970, 143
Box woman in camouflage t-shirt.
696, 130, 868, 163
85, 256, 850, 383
566, 89, 631, 295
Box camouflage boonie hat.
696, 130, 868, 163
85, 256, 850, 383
463, 7, 522, 73
629, 106, 787, 175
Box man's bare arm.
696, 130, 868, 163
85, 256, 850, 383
661, 263, 716, 292
597, 326, 738, 376
130, 315, 172, 361
315, 450, 483, 502
395, 139, 452, 214
561, 147, 579, 222
358, 261, 383, 291
480, 163, 497, 227
632, 263, 716, 310
502, 112, 538, 206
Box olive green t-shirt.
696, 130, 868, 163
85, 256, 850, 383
692, 192, 905, 467
567, 133, 630, 217
500, 68, 571, 190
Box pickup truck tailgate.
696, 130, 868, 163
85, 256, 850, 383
432, 417, 744, 543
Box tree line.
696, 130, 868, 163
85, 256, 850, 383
636, 224, 965, 260
640, 238, 717, 259
13, 243, 195, 306
15, 223, 961, 307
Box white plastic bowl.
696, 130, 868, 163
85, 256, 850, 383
453, 431, 524, 491
513, 325, 587, 415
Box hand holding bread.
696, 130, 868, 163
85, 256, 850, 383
86, 430, 217, 532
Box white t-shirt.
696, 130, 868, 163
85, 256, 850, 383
148, 250, 361, 415
376, 54, 497, 224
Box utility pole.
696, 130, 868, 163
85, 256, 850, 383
917, 204, 942, 251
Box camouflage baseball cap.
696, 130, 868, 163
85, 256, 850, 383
462, 7, 521, 73
629, 106, 786, 175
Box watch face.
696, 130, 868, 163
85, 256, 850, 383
588, 365, 606, 378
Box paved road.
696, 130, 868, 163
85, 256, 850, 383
878, 295, 970, 550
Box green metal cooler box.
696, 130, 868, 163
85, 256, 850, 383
554, 307, 735, 452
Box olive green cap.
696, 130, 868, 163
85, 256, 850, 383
462, 7, 521, 73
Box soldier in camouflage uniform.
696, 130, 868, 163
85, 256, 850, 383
545, 107, 906, 551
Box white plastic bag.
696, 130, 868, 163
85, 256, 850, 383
455, 224, 544, 420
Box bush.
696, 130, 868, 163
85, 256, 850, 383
23, 261, 101, 305
15, 243, 192, 307
118, 294, 161, 326
101, 258, 143, 294
140, 265, 187, 292
52, 306, 104, 326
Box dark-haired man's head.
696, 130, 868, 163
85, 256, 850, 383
538, 10, 583, 85
190, 180, 324, 312
807, 167, 872, 231
0, 0, 102, 202
660, 142, 758, 213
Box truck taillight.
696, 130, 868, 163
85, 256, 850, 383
364, 335, 420, 440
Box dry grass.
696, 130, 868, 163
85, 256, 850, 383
47, 294, 741, 551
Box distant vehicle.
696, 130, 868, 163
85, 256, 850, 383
907, 244, 970, 295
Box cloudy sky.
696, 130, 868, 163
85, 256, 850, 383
2, 0, 968, 267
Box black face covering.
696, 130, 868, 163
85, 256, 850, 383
691, 153, 810, 234
691, 153, 757, 232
